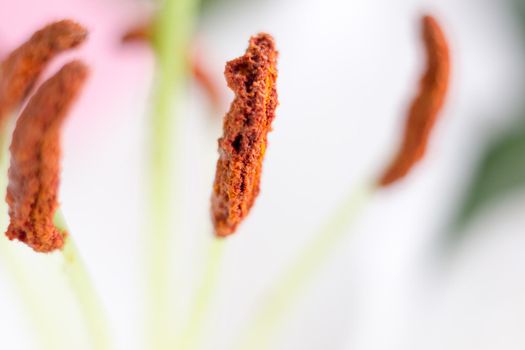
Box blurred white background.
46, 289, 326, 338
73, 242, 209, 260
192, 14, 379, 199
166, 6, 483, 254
1, 0, 525, 349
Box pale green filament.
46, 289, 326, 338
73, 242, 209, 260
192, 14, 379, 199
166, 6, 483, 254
235, 184, 374, 350
175, 238, 226, 350
55, 212, 113, 350
146, 0, 199, 348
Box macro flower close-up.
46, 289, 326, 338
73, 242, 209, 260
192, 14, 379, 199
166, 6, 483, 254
1, 0, 525, 350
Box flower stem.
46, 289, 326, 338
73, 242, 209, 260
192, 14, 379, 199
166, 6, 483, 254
54, 211, 113, 350
176, 238, 225, 350
234, 184, 375, 350
145, 0, 199, 348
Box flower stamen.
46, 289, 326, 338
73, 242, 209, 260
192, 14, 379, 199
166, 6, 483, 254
211, 33, 278, 237
0, 20, 87, 129
5, 61, 89, 252
379, 15, 450, 187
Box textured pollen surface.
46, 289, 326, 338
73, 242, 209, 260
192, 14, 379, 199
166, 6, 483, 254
379, 15, 450, 187
211, 33, 278, 237
0, 20, 87, 129
6, 61, 89, 253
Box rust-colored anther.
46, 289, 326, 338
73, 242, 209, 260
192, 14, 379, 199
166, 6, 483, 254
211, 33, 278, 237
191, 47, 223, 111
5, 61, 89, 253
379, 15, 450, 187
121, 24, 152, 44
0, 20, 87, 130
